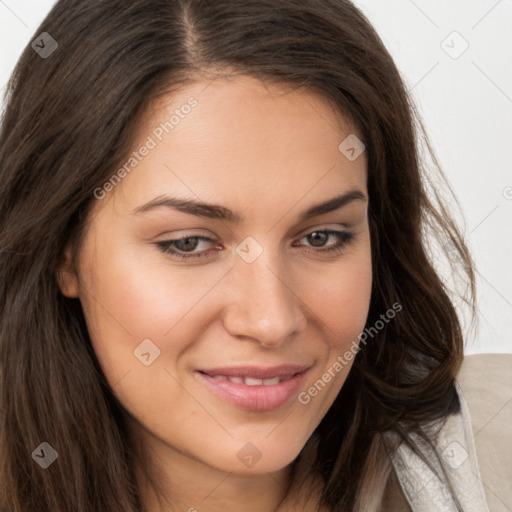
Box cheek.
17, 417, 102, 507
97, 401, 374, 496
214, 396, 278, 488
76, 243, 225, 433
76, 237, 218, 384
296, 244, 372, 413
320, 265, 372, 334
301, 243, 373, 350
80, 235, 224, 335
78, 241, 254, 435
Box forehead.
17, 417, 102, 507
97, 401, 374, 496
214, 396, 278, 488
147, 73, 358, 133
101, 75, 367, 217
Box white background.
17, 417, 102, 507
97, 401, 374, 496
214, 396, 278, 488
1, 0, 511, 354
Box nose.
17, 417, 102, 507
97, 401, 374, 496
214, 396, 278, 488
221, 252, 307, 347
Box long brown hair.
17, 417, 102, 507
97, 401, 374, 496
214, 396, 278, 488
0, 1, 476, 510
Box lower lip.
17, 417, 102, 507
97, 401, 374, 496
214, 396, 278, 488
196, 371, 307, 411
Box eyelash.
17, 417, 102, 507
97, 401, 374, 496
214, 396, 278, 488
155, 229, 355, 261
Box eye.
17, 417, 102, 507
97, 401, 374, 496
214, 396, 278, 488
294, 229, 355, 256
155, 229, 356, 262
156, 236, 219, 261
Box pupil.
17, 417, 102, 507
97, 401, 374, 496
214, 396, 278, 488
176, 237, 199, 252
308, 232, 328, 247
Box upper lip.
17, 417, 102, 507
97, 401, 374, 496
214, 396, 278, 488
197, 364, 311, 380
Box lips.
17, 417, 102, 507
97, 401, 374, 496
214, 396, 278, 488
196, 364, 310, 411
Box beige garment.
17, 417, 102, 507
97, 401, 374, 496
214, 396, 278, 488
279, 353, 512, 511
383, 353, 512, 512
455, 353, 512, 512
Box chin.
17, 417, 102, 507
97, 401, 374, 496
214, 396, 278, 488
205, 432, 310, 476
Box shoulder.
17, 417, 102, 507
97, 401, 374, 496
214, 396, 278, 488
456, 353, 512, 512
382, 353, 512, 512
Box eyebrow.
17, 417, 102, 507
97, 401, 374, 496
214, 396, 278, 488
132, 188, 367, 224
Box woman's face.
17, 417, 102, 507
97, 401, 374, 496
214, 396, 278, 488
59, 75, 372, 477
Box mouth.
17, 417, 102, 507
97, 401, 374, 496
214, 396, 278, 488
195, 364, 310, 412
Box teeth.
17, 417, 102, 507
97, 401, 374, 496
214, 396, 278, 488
244, 377, 263, 386
210, 375, 282, 385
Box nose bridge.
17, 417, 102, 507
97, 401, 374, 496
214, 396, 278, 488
223, 243, 305, 345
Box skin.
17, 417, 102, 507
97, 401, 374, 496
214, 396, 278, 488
58, 74, 372, 512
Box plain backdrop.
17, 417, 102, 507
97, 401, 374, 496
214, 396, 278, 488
1, 0, 511, 354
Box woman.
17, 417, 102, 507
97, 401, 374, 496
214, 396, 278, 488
0, 1, 494, 510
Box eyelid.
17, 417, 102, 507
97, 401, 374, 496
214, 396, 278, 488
298, 222, 350, 237
154, 228, 217, 240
